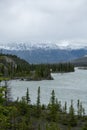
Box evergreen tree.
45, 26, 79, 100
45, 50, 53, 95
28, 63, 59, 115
36, 86, 41, 117
63, 101, 67, 113
77, 100, 85, 118
77, 99, 80, 117
50, 90, 56, 105
4, 80, 12, 105
55, 98, 61, 112
49, 90, 58, 122
69, 100, 77, 126
26, 88, 31, 104
69, 100, 75, 118
79, 102, 83, 117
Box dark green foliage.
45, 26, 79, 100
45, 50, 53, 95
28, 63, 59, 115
48, 90, 59, 122
63, 101, 67, 113
37, 87, 41, 107
82, 123, 87, 130
0, 53, 74, 81
0, 86, 86, 130
36, 86, 41, 117
55, 99, 62, 112
30, 63, 74, 74
34, 64, 52, 80
29, 63, 74, 80
50, 90, 55, 105
68, 100, 77, 126
77, 99, 85, 118
45, 122, 60, 130
0, 54, 30, 78
26, 88, 31, 104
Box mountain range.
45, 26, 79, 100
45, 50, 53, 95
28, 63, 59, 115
0, 42, 87, 64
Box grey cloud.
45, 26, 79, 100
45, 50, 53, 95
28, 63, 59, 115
0, 0, 87, 44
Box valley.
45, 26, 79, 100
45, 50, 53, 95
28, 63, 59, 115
0, 42, 87, 64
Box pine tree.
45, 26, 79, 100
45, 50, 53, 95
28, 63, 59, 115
69, 100, 75, 118
77, 99, 80, 117
69, 100, 77, 126
4, 80, 12, 105
79, 102, 83, 117
63, 101, 67, 113
77, 100, 85, 118
26, 88, 30, 104
49, 90, 58, 121
36, 86, 41, 117
37, 86, 40, 107
50, 90, 56, 105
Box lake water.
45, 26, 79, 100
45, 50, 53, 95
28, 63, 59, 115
3, 68, 87, 113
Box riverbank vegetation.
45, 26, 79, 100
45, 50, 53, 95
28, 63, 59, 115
0, 54, 74, 81
0, 84, 87, 130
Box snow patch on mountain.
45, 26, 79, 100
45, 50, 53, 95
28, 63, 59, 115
0, 40, 87, 50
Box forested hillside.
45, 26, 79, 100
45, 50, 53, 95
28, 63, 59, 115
0, 54, 74, 80
0, 54, 30, 78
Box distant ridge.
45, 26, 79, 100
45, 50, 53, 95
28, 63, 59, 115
71, 56, 87, 66
0, 42, 87, 64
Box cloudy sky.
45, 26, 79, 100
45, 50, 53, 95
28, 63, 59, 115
0, 0, 87, 45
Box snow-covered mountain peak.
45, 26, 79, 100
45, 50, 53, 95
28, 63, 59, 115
0, 40, 87, 50
0, 42, 59, 50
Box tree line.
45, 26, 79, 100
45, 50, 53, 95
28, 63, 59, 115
0, 54, 74, 80
0, 83, 87, 130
